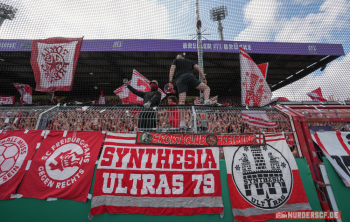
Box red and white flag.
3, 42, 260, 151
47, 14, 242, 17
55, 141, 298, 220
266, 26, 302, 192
0, 96, 15, 105
0, 130, 43, 200
114, 69, 166, 104
257, 63, 268, 79
90, 132, 224, 217
13, 83, 32, 104
223, 134, 311, 222
98, 90, 105, 105
240, 48, 272, 107
195, 96, 218, 105
307, 87, 327, 101
312, 131, 350, 187
31, 37, 83, 92
241, 110, 277, 128
17, 131, 104, 202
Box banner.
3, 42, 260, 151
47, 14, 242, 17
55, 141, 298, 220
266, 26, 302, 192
240, 47, 272, 107
0, 130, 43, 200
90, 132, 224, 216
223, 134, 311, 222
17, 131, 104, 202
241, 110, 277, 128
136, 132, 265, 147
307, 87, 327, 101
114, 69, 166, 104
31, 37, 83, 92
0, 96, 14, 105
13, 83, 32, 104
312, 131, 350, 187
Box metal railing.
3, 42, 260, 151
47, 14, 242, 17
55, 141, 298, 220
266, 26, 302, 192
0, 104, 299, 157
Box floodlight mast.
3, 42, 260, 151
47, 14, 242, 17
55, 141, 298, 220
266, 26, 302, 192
0, 3, 17, 27
195, 0, 204, 104
210, 6, 228, 41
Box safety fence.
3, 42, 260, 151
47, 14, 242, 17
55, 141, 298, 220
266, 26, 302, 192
0, 104, 299, 155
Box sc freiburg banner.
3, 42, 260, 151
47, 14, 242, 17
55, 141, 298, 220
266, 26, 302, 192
17, 131, 104, 202
90, 132, 224, 217
0, 130, 43, 200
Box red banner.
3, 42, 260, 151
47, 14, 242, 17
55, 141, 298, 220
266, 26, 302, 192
0, 130, 43, 200
136, 132, 265, 146
90, 133, 224, 217
17, 131, 104, 202
31, 37, 83, 92
0, 96, 15, 105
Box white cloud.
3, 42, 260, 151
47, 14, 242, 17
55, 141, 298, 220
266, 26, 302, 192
275, 0, 350, 43
273, 53, 350, 101
234, 0, 282, 42
235, 0, 350, 101
292, 0, 322, 6
0, 0, 171, 39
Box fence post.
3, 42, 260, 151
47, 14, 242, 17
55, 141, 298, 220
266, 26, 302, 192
35, 105, 59, 130
192, 106, 197, 133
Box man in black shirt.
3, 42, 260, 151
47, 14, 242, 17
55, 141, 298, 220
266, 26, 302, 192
123, 79, 161, 130
168, 53, 211, 105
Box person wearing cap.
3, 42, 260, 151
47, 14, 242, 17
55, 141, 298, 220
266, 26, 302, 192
168, 53, 212, 105
123, 78, 161, 130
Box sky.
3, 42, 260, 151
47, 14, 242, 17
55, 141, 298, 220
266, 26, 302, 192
1, 0, 350, 101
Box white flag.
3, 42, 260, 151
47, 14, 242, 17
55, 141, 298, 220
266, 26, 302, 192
31, 37, 83, 92
240, 48, 272, 106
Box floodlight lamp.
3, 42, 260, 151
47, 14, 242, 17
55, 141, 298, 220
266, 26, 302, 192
0, 3, 18, 20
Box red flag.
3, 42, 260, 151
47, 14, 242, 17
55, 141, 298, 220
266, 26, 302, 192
0, 130, 43, 200
31, 37, 83, 92
17, 131, 104, 202
98, 90, 105, 105
240, 48, 272, 107
0, 96, 15, 105
90, 133, 224, 217
223, 134, 311, 222
114, 69, 166, 104
307, 87, 327, 101
257, 63, 268, 79
13, 83, 32, 104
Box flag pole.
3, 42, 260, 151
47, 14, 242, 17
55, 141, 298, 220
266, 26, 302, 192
195, 0, 204, 104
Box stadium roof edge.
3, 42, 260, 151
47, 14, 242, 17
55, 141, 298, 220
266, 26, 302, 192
0, 39, 345, 56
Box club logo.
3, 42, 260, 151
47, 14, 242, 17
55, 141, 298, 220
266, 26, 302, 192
232, 145, 292, 209
139, 132, 152, 143
112, 41, 122, 49
39, 137, 90, 188
0, 136, 28, 185
206, 134, 217, 146
41, 45, 70, 83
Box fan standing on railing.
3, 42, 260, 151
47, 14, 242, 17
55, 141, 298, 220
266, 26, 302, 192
168, 53, 212, 105
123, 78, 161, 130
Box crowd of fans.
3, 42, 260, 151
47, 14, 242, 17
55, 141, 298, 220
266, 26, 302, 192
0, 109, 43, 131
26, 95, 241, 106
